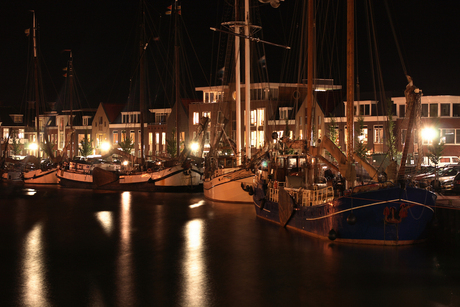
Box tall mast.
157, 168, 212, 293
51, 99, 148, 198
235, 0, 242, 165
174, 0, 180, 157
32, 11, 41, 158
306, 0, 314, 145
244, 0, 251, 159
68, 50, 74, 159
346, 0, 355, 187
139, 0, 145, 165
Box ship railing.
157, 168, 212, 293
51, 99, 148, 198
268, 182, 285, 202
301, 186, 334, 206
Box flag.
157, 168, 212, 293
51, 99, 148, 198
62, 67, 68, 71
63, 73, 67, 78
165, 5, 172, 15
217, 67, 225, 81
24, 28, 30, 36
258, 55, 266, 69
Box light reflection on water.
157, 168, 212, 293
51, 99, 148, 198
96, 211, 113, 235
117, 191, 134, 305
22, 223, 47, 306
181, 219, 206, 307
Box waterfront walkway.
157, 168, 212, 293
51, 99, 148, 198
435, 193, 460, 209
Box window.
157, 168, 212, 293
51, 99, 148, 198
430, 104, 438, 117
279, 107, 292, 120
156, 133, 160, 153
359, 104, 370, 116
421, 104, 428, 117
162, 132, 166, 145
202, 112, 211, 121
130, 130, 135, 143
251, 110, 256, 125
257, 108, 265, 126
113, 131, 118, 144
121, 130, 126, 142
18, 129, 24, 139
251, 130, 257, 147
374, 125, 383, 144
453, 104, 460, 117
441, 104, 450, 116
441, 129, 455, 144
401, 129, 407, 145
358, 126, 368, 144
193, 112, 199, 125
457, 130, 460, 144
3, 128, 9, 139
399, 105, 405, 117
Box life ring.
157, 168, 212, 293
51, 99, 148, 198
147, 168, 152, 173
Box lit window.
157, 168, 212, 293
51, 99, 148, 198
374, 125, 383, 144
193, 112, 199, 125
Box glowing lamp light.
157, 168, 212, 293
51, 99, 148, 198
422, 127, 436, 142
29, 143, 38, 151
101, 141, 111, 152
190, 142, 199, 152
122, 160, 129, 166
261, 160, 268, 168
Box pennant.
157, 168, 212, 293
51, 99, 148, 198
25, 28, 30, 36
166, 5, 172, 15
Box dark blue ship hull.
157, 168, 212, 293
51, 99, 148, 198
253, 182, 436, 245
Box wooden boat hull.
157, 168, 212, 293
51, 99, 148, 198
203, 168, 254, 203
23, 168, 59, 184
58, 165, 204, 192
253, 182, 436, 245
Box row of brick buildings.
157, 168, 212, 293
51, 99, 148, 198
1, 79, 459, 168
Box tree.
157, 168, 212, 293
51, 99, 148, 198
119, 136, 134, 155
79, 136, 93, 158
166, 128, 177, 157
385, 99, 399, 161
427, 135, 444, 166
10, 132, 21, 156
355, 116, 367, 160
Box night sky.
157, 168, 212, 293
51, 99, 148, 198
1, 0, 459, 111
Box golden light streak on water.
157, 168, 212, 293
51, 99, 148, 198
190, 200, 205, 208
117, 191, 134, 305
96, 211, 113, 235
181, 219, 207, 307
22, 223, 48, 306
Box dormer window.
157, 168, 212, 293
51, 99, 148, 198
279, 107, 292, 120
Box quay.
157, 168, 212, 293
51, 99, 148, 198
432, 193, 460, 242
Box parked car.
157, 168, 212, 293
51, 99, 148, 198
430, 166, 460, 193
453, 173, 460, 194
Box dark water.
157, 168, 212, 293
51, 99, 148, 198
0, 184, 459, 307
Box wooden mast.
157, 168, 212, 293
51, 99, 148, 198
235, 0, 242, 166
32, 11, 41, 158
306, 0, 314, 146
68, 51, 74, 159
346, 0, 355, 188
244, 0, 251, 160
139, 0, 145, 165
174, 0, 180, 158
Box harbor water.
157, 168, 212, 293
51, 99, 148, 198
0, 184, 459, 307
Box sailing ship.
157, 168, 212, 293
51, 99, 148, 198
251, 0, 436, 245
3, 11, 60, 184
203, 0, 280, 203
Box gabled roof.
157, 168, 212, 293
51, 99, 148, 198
102, 103, 126, 123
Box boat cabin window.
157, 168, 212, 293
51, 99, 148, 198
299, 158, 306, 167
276, 157, 285, 168
287, 157, 297, 169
